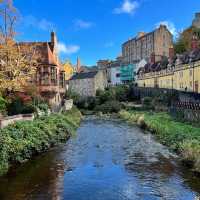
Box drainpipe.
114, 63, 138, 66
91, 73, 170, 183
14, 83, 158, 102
193, 62, 195, 93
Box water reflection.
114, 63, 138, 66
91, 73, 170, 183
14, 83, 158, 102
0, 118, 199, 200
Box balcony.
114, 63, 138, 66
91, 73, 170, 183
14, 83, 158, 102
38, 85, 59, 94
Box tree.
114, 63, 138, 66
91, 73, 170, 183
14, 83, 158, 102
0, 0, 37, 95
174, 26, 200, 54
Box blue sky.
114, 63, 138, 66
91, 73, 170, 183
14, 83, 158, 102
14, 0, 200, 66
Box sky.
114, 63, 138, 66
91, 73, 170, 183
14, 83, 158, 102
14, 0, 200, 66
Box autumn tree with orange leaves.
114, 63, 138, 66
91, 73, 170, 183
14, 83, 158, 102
0, 0, 37, 95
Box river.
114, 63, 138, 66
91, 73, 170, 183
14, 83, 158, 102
0, 117, 200, 200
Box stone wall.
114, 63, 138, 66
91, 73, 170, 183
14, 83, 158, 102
69, 71, 105, 97
0, 114, 34, 129
69, 78, 95, 97
95, 70, 106, 92
64, 99, 73, 111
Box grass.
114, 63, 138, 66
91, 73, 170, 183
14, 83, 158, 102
119, 110, 200, 173
0, 107, 82, 176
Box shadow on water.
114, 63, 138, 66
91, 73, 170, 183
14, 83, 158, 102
0, 117, 200, 200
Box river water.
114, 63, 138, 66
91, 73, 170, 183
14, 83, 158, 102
0, 117, 200, 200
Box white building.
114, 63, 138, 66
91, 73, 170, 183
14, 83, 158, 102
110, 65, 122, 85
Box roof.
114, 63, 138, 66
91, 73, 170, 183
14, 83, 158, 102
18, 42, 59, 66
70, 71, 98, 80
137, 48, 200, 75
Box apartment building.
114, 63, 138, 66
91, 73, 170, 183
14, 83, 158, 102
122, 25, 173, 64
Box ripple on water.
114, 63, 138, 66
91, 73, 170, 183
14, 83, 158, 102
0, 118, 199, 200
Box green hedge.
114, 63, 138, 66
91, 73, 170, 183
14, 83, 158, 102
0, 107, 82, 175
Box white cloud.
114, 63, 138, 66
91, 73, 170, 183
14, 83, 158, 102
74, 19, 94, 30
23, 15, 55, 31
114, 0, 139, 15
57, 42, 80, 55
156, 21, 177, 37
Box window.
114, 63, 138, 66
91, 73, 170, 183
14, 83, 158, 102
163, 42, 165, 47
51, 67, 57, 85
179, 71, 183, 78
60, 72, 65, 88
116, 73, 120, 78
189, 69, 193, 77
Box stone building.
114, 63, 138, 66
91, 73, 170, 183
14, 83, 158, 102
97, 59, 111, 86
69, 71, 105, 97
122, 25, 173, 64
192, 12, 200, 28
19, 32, 65, 111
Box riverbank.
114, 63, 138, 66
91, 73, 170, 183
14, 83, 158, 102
119, 110, 200, 173
0, 107, 82, 176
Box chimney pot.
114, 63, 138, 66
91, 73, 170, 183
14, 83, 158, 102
169, 47, 174, 60
150, 53, 155, 64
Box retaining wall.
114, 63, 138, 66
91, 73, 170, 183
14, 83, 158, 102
0, 114, 34, 129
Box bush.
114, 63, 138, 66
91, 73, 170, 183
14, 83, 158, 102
37, 103, 49, 113
86, 96, 97, 110
7, 97, 24, 115
21, 104, 36, 114
65, 90, 81, 104
7, 97, 37, 115
95, 100, 123, 114
0, 96, 7, 115
137, 115, 146, 129
0, 107, 82, 176
142, 97, 154, 110
115, 85, 130, 102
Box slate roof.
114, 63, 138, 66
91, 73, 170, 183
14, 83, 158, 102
137, 48, 200, 75
70, 71, 98, 80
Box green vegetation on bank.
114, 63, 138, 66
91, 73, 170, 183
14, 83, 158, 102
0, 107, 82, 176
119, 110, 200, 173
68, 85, 132, 114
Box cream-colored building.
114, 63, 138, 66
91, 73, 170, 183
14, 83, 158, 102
137, 59, 200, 93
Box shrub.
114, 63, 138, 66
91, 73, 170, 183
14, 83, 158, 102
7, 97, 24, 115
21, 104, 36, 114
137, 115, 146, 129
65, 90, 81, 104
0, 107, 82, 175
96, 88, 116, 104
115, 85, 130, 102
0, 96, 7, 115
86, 96, 97, 110
95, 100, 123, 114
142, 97, 154, 110
37, 103, 49, 113
7, 97, 37, 115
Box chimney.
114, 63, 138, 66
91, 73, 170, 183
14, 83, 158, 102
150, 53, 155, 63
137, 32, 145, 39
169, 46, 174, 60
191, 35, 198, 50
77, 57, 81, 73
51, 31, 57, 48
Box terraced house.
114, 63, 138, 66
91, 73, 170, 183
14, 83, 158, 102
19, 32, 66, 111
136, 41, 200, 93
